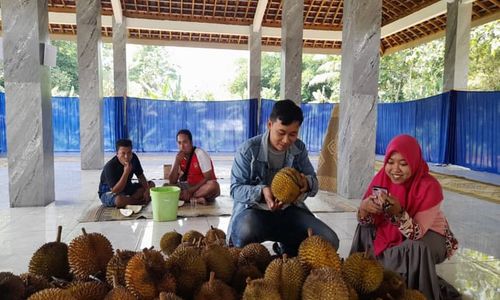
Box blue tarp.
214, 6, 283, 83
259, 99, 334, 153
0, 92, 498, 174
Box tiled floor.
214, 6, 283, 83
0, 154, 499, 300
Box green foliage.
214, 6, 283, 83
50, 40, 79, 96
468, 20, 500, 90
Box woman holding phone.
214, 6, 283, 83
350, 134, 459, 299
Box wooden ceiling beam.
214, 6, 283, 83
252, 0, 269, 32
111, 0, 123, 24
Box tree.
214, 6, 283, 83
50, 40, 79, 96
468, 20, 500, 90
128, 45, 182, 99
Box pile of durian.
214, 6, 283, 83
0, 225, 428, 300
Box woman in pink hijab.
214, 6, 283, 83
350, 134, 458, 299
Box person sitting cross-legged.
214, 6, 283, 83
168, 129, 220, 205
98, 139, 155, 208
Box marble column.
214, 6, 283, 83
113, 16, 128, 97
443, 0, 472, 91
1, 0, 55, 207
280, 0, 304, 104
77, 0, 104, 170
338, 0, 382, 199
248, 25, 262, 101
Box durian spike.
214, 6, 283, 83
246, 277, 252, 284
196, 238, 203, 248
386, 293, 395, 300
112, 273, 119, 288
209, 272, 216, 289
282, 253, 288, 262
307, 228, 313, 237
160, 292, 167, 300
56, 225, 62, 243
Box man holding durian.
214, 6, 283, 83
227, 99, 339, 256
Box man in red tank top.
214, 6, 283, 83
168, 129, 220, 204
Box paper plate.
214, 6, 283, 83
125, 205, 142, 214
178, 200, 185, 207
119, 208, 133, 217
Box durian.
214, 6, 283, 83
0, 272, 25, 300
368, 269, 406, 300
205, 226, 226, 245
160, 231, 182, 255
166, 247, 207, 299
271, 167, 302, 204
264, 254, 306, 300
298, 228, 341, 272
68, 228, 114, 281
28, 226, 70, 280
181, 230, 205, 245
104, 273, 136, 300
342, 251, 384, 294
302, 267, 349, 300
106, 249, 136, 286
201, 244, 235, 283
402, 289, 427, 300
159, 292, 184, 300
194, 271, 237, 300
242, 278, 281, 300
125, 248, 176, 299
238, 243, 272, 273
230, 264, 263, 295
19, 273, 52, 298
66, 281, 109, 300
27, 288, 75, 300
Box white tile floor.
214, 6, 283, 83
0, 154, 499, 299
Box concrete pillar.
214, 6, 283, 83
443, 0, 472, 91
248, 25, 262, 101
1, 0, 55, 207
77, 0, 104, 170
113, 16, 128, 97
338, 0, 382, 199
280, 0, 303, 104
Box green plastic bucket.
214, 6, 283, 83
150, 186, 181, 221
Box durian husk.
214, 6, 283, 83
181, 230, 205, 245
367, 269, 406, 300
104, 273, 136, 300
27, 288, 76, 300
238, 243, 272, 273
342, 251, 384, 294
242, 278, 281, 300
28, 226, 71, 280
66, 281, 109, 300
159, 292, 184, 300
205, 226, 226, 246
19, 273, 52, 298
271, 167, 302, 204
201, 244, 235, 283
125, 248, 175, 299
106, 249, 136, 286
264, 254, 306, 300
402, 289, 428, 300
0, 272, 25, 300
194, 272, 237, 300
160, 231, 182, 255
165, 247, 207, 299
298, 228, 341, 272
230, 264, 263, 295
302, 267, 349, 300
68, 228, 114, 281
228, 247, 241, 266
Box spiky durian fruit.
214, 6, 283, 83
205, 226, 226, 245
27, 288, 76, 300
231, 264, 263, 295
367, 269, 406, 300
68, 228, 114, 281
194, 272, 237, 300
104, 273, 137, 300
271, 167, 302, 204
242, 278, 281, 300
402, 289, 427, 300
264, 254, 306, 300
160, 231, 182, 255
159, 292, 184, 300
228, 247, 241, 266
201, 244, 235, 283
106, 249, 136, 287
66, 281, 109, 300
342, 251, 384, 294
125, 248, 176, 299
29, 226, 71, 280
166, 247, 207, 299
302, 267, 349, 300
181, 230, 205, 244
238, 243, 272, 273
298, 228, 341, 272
0, 272, 25, 300
19, 273, 52, 298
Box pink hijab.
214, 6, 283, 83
364, 134, 443, 256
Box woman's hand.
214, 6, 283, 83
382, 194, 403, 217
360, 195, 383, 216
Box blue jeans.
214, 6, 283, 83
229, 206, 339, 256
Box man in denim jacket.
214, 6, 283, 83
227, 99, 339, 256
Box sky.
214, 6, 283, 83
127, 44, 248, 100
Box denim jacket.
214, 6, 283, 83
227, 130, 318, 242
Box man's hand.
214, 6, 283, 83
298, 173, 309, 193
123, 161, 132, 175
180, 189, 193, 201
262, 186, 283, 211
175, 151, 186, 163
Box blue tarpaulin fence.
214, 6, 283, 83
0, 91, 498, 173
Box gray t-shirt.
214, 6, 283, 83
256, 145, 286, 211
